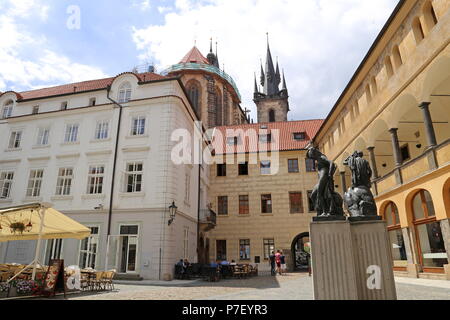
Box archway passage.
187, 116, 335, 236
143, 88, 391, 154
291, 232, 310, 271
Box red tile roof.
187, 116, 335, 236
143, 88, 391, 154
212, 119, 324, 154
179, 46, 210, 65
13, 72, 167, 101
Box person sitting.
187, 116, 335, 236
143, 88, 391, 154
220, 260, 230, 266
230, 260, 237, 266
210, 260, 219, 268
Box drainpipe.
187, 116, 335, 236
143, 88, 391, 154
106, 86, 125, 237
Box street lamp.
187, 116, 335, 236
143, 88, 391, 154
168, 201, 178, 226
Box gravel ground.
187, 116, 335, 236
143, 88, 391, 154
64, 273, 450, 300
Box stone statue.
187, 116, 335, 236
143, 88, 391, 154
343, 151, 378, 218
307, 147, 345, 219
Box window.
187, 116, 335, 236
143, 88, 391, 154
64, 124, 79, 143
412, 190, 447, 269
185, 173, 190, 202
412, 17, 425, 44
187, 82, 200, 114
27, 170, 44, 197
307, 190, 314, 212
55, 168, 73, 196
293, 132, 306, 141
87, 165, 105, 194
45, 239, 63, 264
32, 105, 39, 114
118, 82, 132, 103
290, 192, 304, 214
263, 239, 275, 260
239, 195, 249, 215
216, 240, 227, 261
36, 128, 50, 146
385, 56, 394, 78
217, 164, 226, 177
238, 162, 248, 176
288, 159, 299, 173
261, 194, 272, 214
125, 162, 143, 193
383, 202, 407, 268
260, 161, 271, 175
79, 226, 99, 269
0, 172, 14, 199
2, 101, 13, 119
239, 239, 250, 260
259, 133, 272, 143
214, 88, 223, 126
183, 227, 189, 259
306, 158, 316, 172
392, 45, 403, 70
131, 116, 146, 136
89, 98, 96, 106
61, 102, 68, 111
95, 120, 109, 140
268, 109, 276, 123
8, 131, 22, 149
218, 196, 228, 215
400, 144, 410, 162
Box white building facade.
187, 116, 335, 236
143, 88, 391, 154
0, 72, 210, 280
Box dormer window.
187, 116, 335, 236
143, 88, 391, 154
118, 82, 132, 103
259, 133, 272, 143
32, 106, 39, 114
293, 132, 306, 141
89, 98, 96, 106
61, 102, 68, 111
2, 100, 13, 119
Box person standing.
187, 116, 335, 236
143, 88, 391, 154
280, 251, 286, 276
275, 250, 282, 275
269, 251, 276, 276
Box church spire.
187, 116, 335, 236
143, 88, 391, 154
207, 37, 219, 68
260, 59, 265, 87
263, 33, 278, 96
254, 73, 259, 95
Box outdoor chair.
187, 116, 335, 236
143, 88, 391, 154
103, 270, 116, 291
90, 271, 104, 291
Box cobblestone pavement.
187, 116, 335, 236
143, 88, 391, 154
66, 273, 450, 300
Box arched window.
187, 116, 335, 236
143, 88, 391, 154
392, 45, 403, 70
412, 190, 447, 271
186, 81, 201, 116
215, 88, 223, 126
269, 109, 276, 123
2, 100, 14, 119
423, 1, 438, 33
412, 17, 425, 44
383, 202, 407, 270
385, 56, 394, 78
118, 82, 132, 103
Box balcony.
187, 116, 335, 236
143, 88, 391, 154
199, 209, 217, 232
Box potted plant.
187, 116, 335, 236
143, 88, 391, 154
16, 280, 35, 296
0, 282, 10, 299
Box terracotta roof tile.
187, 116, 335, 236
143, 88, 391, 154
16, 72, 167, 101
212, 119, 324, 154
179, 46, 210, 65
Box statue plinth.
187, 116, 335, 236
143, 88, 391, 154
310, 219, 397, 300
312, 215, 347, 222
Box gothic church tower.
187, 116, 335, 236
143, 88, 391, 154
254, 38, 290, 123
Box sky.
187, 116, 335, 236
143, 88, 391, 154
0, 0, 400, 121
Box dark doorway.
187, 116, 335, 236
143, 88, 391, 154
291, 233, 310, 271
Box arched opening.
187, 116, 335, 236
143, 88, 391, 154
381, 201, 408, 270
423, 0, 438, 34
268, 109, 276, 123
186, 80, 201, 117
367, 118, 394, 178
215, 87, 223, 126
443, 178, 450, 219
385, 56, 394, 79
412, 17, 425, 44
291, 232, 310, 271
118, 82, 132, 103
411, 189, 447, 272
392, 45, 403, 70
2, 99, 14, 119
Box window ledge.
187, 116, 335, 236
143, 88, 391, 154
32, 145, 51, 149
82, 194, 106, 200
261, 213, 274, 217
61, 142, 80, 146
0, 198, 13, 204
23, 197, 43, 202
90, 138, 111, 143
125, 134, 149, 140
4, 148, 22, 152
51, 195, 74, 201
238, 214, 250, 217
119, 192, 145, 198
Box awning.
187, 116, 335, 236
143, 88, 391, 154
0, 203, 91, 242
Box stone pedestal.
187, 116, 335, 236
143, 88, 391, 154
310, 219, 397, 300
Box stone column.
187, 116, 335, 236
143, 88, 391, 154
340, 171, 347, 195
439, 219, 450, 280
389, 128, 403, 167
419, 102, 437, 148
402, 227, 419, 278
367, 146, 379, 180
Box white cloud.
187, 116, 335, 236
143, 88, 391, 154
132, 0, 399, 120
0, 0, 106, 92
132, 0, 152, 12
